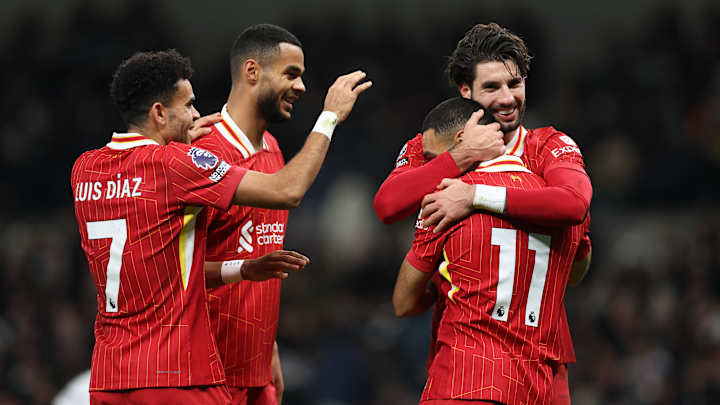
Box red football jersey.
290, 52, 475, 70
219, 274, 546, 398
506, 125, 586, 363
505, 125, 585, 177
71, 133, 247, 391
194, 107, 288, 387
406, 156, 585, 404
392, 133, 427, 173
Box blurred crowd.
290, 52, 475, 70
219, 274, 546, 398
0, 1, 719, 404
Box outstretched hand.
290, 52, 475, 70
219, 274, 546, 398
421, 178, 475, 233
323, 70, 373, 123
188, 112, 222, 142
242, 250, 310, 281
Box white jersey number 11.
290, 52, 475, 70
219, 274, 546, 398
491, 228, 551, 327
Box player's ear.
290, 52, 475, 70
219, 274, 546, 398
458, 83, 472, 99
149, 102, 167, 126
453, 129, 464, 145
244, 59, 261, 85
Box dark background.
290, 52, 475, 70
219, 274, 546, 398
1, 0, 719, 404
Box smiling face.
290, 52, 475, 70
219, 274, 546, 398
256, 42, 306, 122
164, 79, 200, 143
462, 60, 526, 134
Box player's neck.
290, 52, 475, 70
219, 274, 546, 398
226, 93, 267, 151
503, 125, 521, 146
127, 125, 167, 145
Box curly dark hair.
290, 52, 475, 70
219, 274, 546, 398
110, 49, 193, 127
446, 23, 532, 88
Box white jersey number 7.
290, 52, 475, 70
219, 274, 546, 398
87, 219, 127, 313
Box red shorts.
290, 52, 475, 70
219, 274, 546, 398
90, 385, 231, 405
228, 384, 277, 405
551, 363, 571, 405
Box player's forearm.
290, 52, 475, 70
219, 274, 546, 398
205, 261, 224, 289
394, 285, 434, 317
393, 260, 434, 317
233, 132, 330, 209
374, 152, 460, 224
504, 166, 592, 226
505, 186, 588, 226
205, 260, 245, 288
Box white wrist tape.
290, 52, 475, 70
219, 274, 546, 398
220, 260, 245, 284
312, 111, 339, 140
472, 184, 507, 214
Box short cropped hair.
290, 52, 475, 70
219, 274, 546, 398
446, 23, 532, 88
230, 24, 302, 79
110, 49, 193, 127
421, 97, 493, 139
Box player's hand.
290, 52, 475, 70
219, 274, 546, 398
187, 112, 222, 142
241, 250, 309, 281
421, 178, 475, 233
271, 341, 284, 404
323, 70, 373, 123
449, 109, 504, 170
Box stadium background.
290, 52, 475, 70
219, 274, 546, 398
1, 0, 719, 403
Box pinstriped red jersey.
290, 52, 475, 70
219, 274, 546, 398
71, 133, 246, 391
194, 107, 288, 387
505, 125, 586, 364
395, 126, 586, 365
406, 156, 584, 404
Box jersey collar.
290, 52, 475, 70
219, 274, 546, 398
504, 125, 526, 157
214, 104, 267, 158
475, 154, 531, 173
106, 133, 160, 150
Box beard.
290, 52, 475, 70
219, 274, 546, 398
258, 85, 291, 123
495, 102, 525, 134
167, 110, 192, 144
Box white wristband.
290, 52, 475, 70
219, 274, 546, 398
220, 260, 245, 284
472, 184, 507, 214
312, 111, 339, 140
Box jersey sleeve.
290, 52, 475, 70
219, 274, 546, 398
165, 142, 246, 210
393, 134, 427, 173
503, 130, 592, 227
536, 131, 586, 176
405, 215, 448, 273
374, 135, 461, 224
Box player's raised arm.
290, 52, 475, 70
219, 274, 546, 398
232, 70, 372, 209
373, 109, 504, 224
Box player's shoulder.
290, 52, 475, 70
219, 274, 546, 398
192, 125, 226, 150
73, 147, 101, 165
407, 133, 424, 150
526, 125, 564, 141
166, 141, 222, 168
462, 170, 544, 189
527, 126, 579, 147
394, 133, 424, 168
71, 148, 102, 178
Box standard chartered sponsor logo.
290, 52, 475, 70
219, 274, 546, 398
238, 221, 254, 253
237, 220, 285, 253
